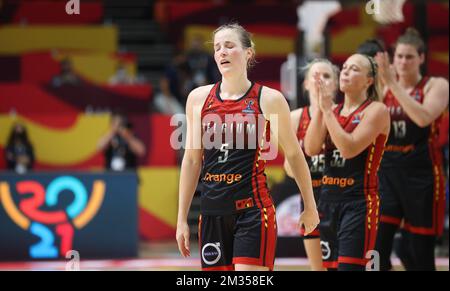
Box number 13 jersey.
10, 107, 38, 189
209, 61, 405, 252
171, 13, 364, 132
382, 76, 442, 168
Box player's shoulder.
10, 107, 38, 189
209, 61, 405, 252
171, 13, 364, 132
370, 100, 388, 110
260, 86, 286, 108
261, 85, 284, 99
426, 76, 449, 90
366, 100, 389, 118
187, 84, 216, 106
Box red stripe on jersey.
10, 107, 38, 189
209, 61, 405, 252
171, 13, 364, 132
363, 190, 379, 256
200, 83, 220, 114
264, 206, 277, 270
380, 215, 402, 226
260, 207, 266, 267
300, 227, 320, 237
296, 107, 311, 141
416, 76, 430, 103
338, 256, 368, 266
323, 261, 339, 269
252, 119, 273, 210
334, 98, 372, 129
252, 148, 263, 209
403, 223, 440, 236
363, 134, 386, 254
427, 118, 445, 236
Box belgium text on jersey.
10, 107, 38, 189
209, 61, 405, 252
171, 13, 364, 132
170, 112, 279, 160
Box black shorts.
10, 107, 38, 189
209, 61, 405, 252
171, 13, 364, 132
318, 196, 379, 270
198, 206, 277, 271
379, 167, 446, 236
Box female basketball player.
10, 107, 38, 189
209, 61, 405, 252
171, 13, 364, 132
284, 59, 339, 271
176, 23, 319, 271
374, 28, 449, 271
304, 54, 390, 271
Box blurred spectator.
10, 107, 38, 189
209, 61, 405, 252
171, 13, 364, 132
162, 54, 195, 108
97, 113, 146, 171
52, 57, 80, 87
153, 79, 185, 115
109, 62, 136, 85
5, 123, 34, 174
185, 34, 220, 88
154, 36, 220, 114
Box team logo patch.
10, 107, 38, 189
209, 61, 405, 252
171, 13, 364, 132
202, 242, 222, 265
242, 100, 255, 113
413, 90, 421, 101
352, 113, 361, 124
235, 198, 254, 211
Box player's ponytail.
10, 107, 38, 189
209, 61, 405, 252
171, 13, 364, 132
364, 55, 380, 102
395, 27, 426, 55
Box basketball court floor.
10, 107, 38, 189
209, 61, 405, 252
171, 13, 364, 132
0, 241, 447, 271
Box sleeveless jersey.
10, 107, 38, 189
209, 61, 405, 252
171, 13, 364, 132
296, 107, 324, 191
321, 99, 387, 201
382, 76, 442, 169
200, 82, 273, 215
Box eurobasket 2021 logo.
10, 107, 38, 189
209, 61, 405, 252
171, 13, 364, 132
0, 176, 105, 259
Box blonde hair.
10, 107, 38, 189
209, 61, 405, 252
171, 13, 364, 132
213, 23, 256, 70
302, 58, 340, 94
361, 54, 380, 102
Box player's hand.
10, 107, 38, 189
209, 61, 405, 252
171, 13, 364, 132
111, 118, 121, 132
117, 127, 131, 139
298, 207, 320, 236
375, 52, 396, 86
315, 73, 333, 113
311, 72, 321, 102
176, 222, 191, 258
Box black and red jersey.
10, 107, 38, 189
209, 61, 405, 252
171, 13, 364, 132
296, 107, 324, 191
382, 76, 443, 169
321, 99, 387, 201
200, 82, 273, 215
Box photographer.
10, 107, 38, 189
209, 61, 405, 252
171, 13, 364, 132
97, 113, 146, 171
5, 123, 35, 174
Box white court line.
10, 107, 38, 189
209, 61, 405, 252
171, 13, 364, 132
0, 257, 447, 270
